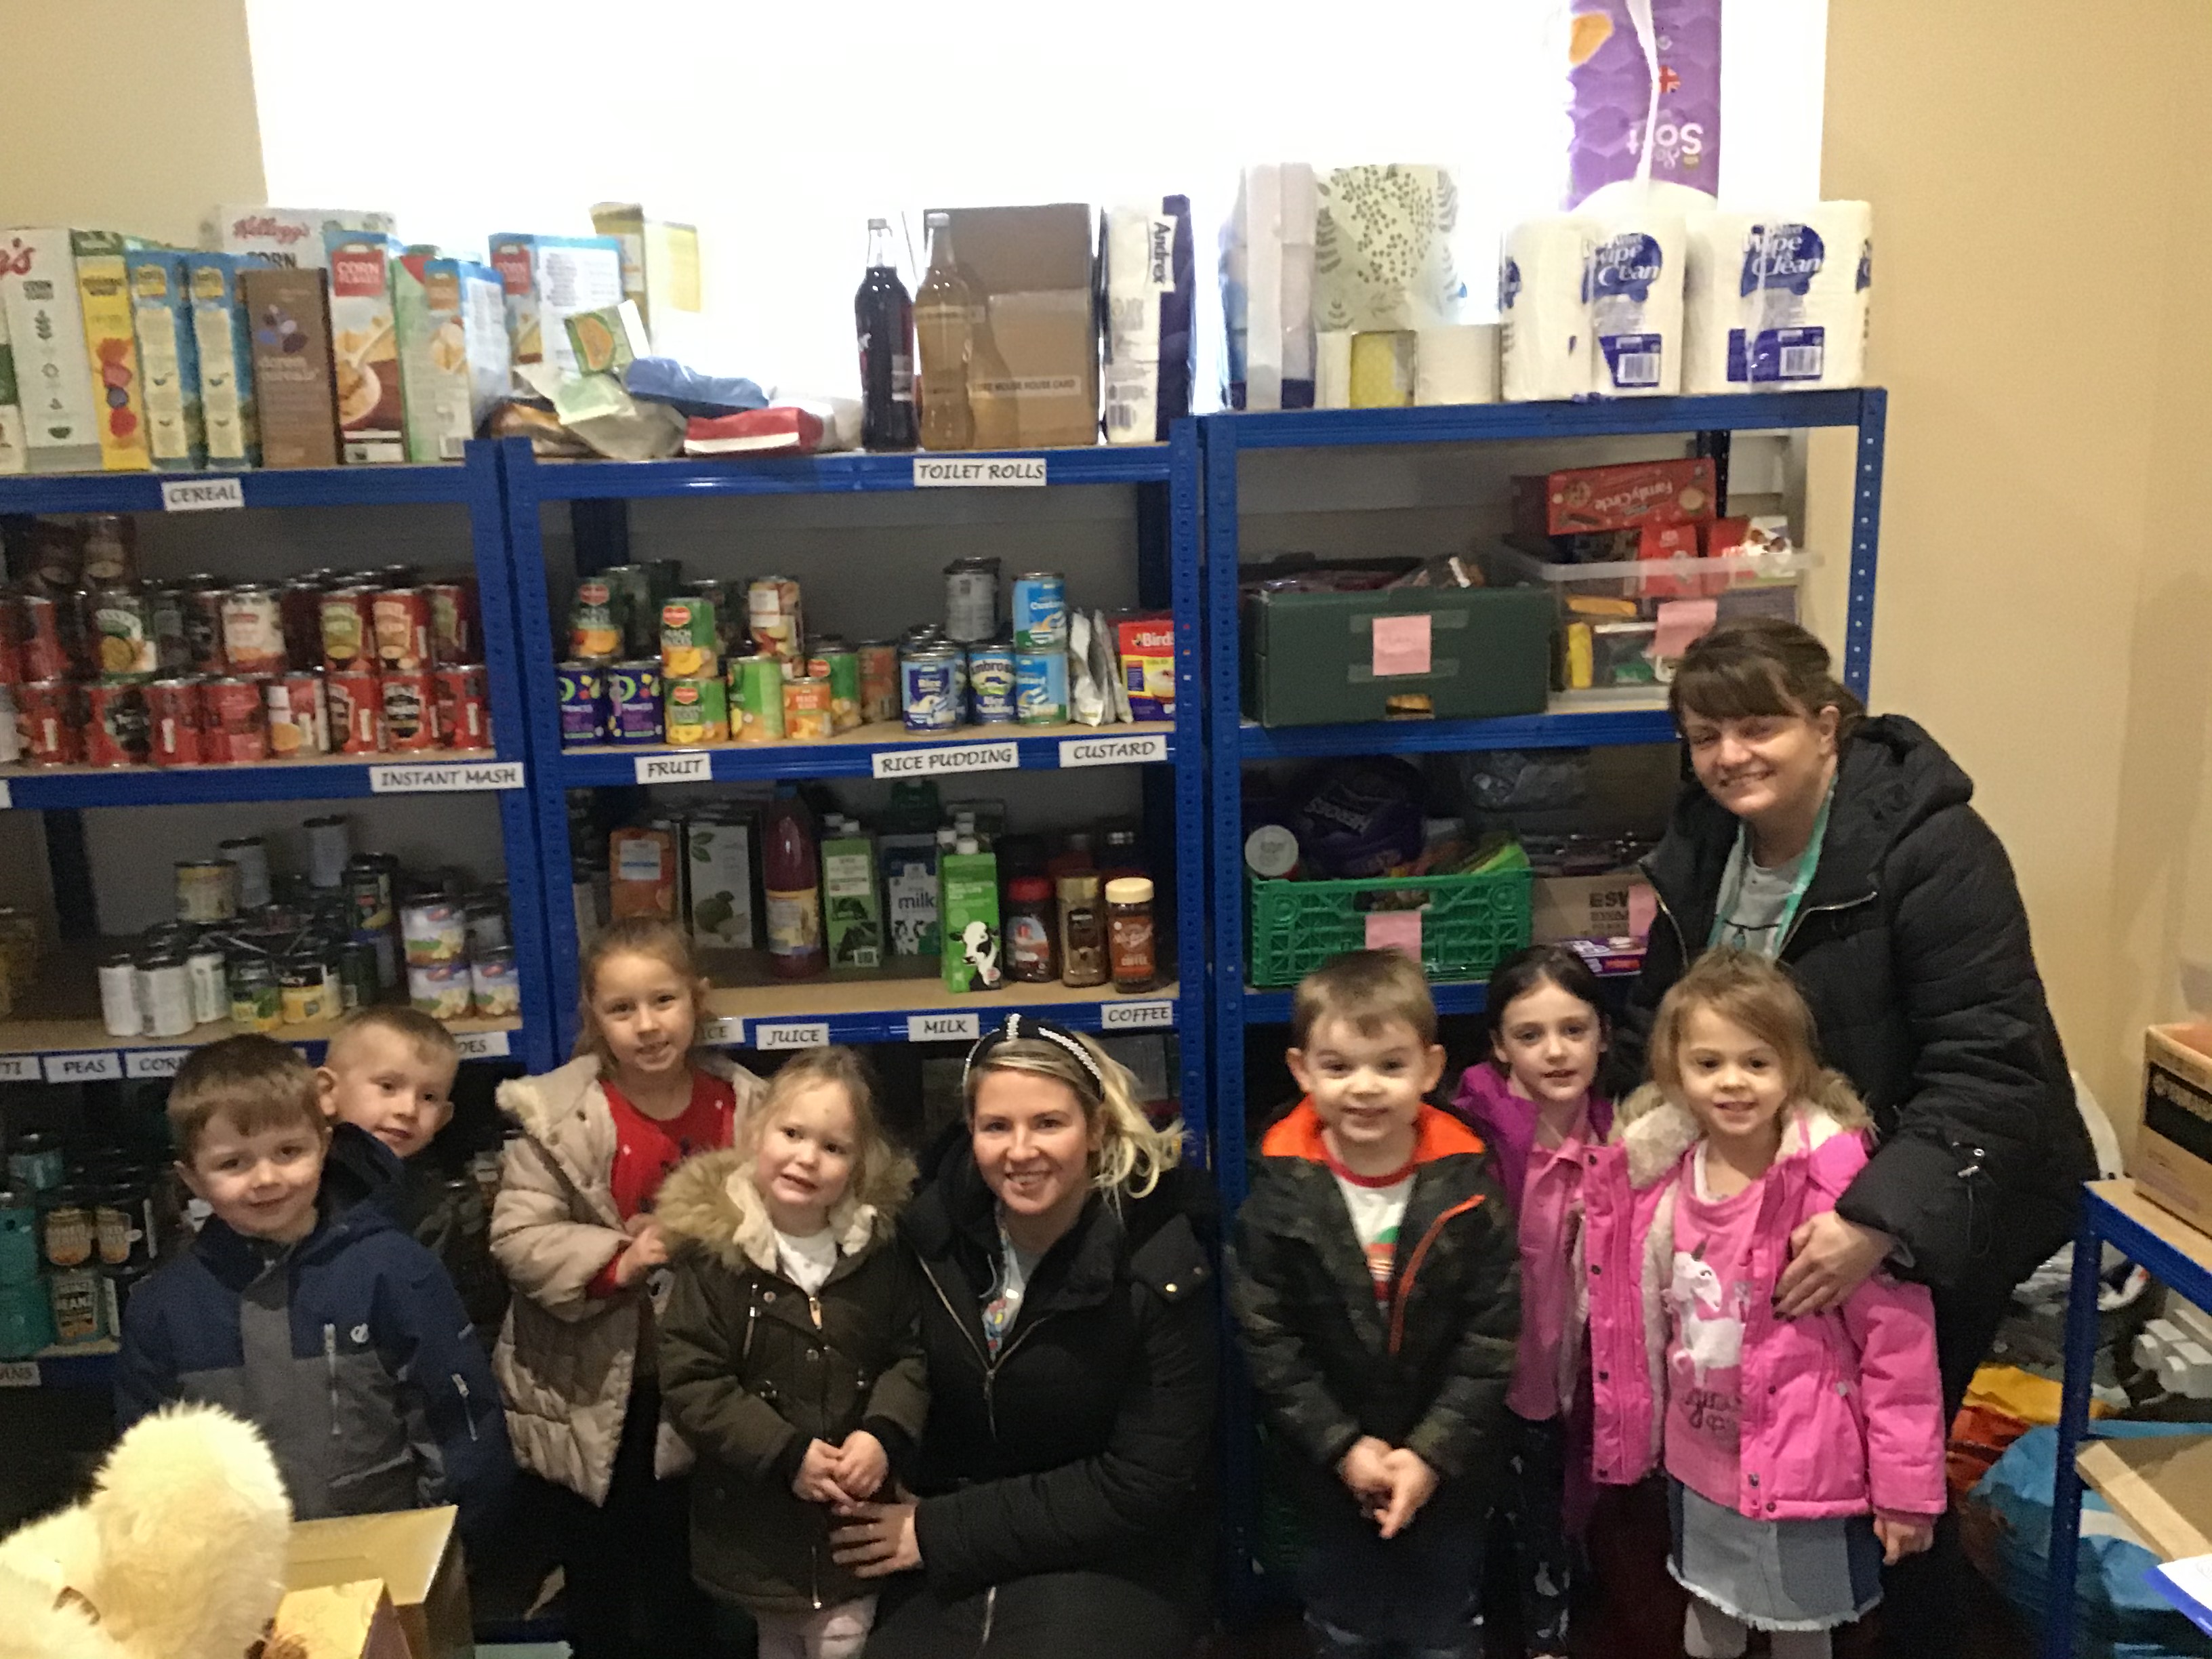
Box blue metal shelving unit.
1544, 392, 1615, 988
498, 434, 1213, 1147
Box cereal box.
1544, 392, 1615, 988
0, 229, 104, 473
0, 302, 25, 474
324, 232, 403, 464
1114, 611, 1175, 720
590, 203, 705, 361
187, 253, 264, 468
126, 250, 205, 472
203, 207, 397, 270
395, 253, 510, 463
71, 231, 155, 470
487, 233, 624, 385
241, 265, 340, 469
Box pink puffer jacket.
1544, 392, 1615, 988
1580, 1093, 1948, 1521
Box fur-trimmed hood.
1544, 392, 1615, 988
1610, 1078, 1872, 1191
496, 1049, 756, 1143
656, 1143, 910, 1274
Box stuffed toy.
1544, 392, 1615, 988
0, 1403, 291, 1659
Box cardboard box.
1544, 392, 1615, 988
1115, 612, 1175, 720
487, 232, 626, 386
126, 249, 205, 471
395, 254, 508, 463
241, 265, 341, 468
71, 232, 155, 470
684, 815, 756, 949
0, 301, 25, 474
0, 228, 104, 472
1512, 457, 1719, 537
187, 252, 264, 467
326, 233, 405, 464
203, 206, 397, 270
1241, 583, 1553, 726
268, 1579, 411, 1659
1532, 869, 1652, 944
286, 1507, 471, 1659
823, 825, 884, 969
938, 205, 1098, 449
589, 203, 703, 356
2135, 1024, 2212, 1232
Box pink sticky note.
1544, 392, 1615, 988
1371, 613, 1433, 677
1366, 909, 1425, 961
1652, 598, 1719, 661
1626, 882, 1658, 941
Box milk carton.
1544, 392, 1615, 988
324, 232, 404, 464
126, 251, 205, 472
822, 822, 884, 969
186, 253, 264, 468
203, 207, 398, 270
0, 303, 25, 474
487, 234, 624, 386
0, 229, 104, 473
395, 254, 509, 463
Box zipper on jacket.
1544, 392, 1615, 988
1778, 887, 1877, 957
452, 1374, 479, 1441
1650, 882, 1690, 966
323, 1324, 341, 1436
1387, 1196, 1486, 1356
918, 1254, 1056, 1443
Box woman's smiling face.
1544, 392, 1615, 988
970, 1069, 1097, 1233
1680, 705, 1839, 827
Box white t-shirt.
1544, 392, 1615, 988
775, 1226, 840, 1296
1332, 1166, 1416, 1303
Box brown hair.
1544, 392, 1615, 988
326, 1005, 459, 1072
169, 1036, 327, 1161
573, 917, 712, 1068
740, 1047, 914, 1216
1291, 948, 1439, 1049
1668, 617, 1864, 740
965, 1030, 1185, 1200
1647, 949, 1867, 1129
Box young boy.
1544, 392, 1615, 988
115, 1034, 512, 1536
318, 1006, 506, 1339
1228, 949, 1520, 1659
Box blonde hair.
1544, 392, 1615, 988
169, 1036, 327, 1161
739, 1047, 915, 1215
1649, 949, 1868, 1130
573, 917, 712, 1069
1292, 949, 1439, 1049
327, 1004, 459, 1072
965, 1031, 1185, 1200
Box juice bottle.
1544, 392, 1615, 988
762, 787, 826, 979
855, 218, 916, 452
915, 212, 976, 452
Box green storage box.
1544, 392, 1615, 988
1246, 865, 1534, 987
1240, 584, 1553, 726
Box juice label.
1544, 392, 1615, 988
766, 886, 823, 959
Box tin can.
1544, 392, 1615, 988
945, 557, 1000, 643
401, 898, 468, 966
426, 581, 476, 665
373, 588, 432, 674
347, 855, 396, 933
319, 586, 377, 672
220, 586, 287, 677
20, 596, 68, 682
470, 947, 520, 1018
176, 859, 238, 922
98, 951, 142, 1037
784, 671, 834, 741
602, 565, 660, 657
0, 592, 24, 687
665, 676, 729, 745
382, 670, 436, 752
148, 585, 190, 676
434, 665, 489, 750
857, 640, 899, 725
228, 954, 282, 1031
186, 947, 228, 1026
967, 644, 1017, 724
279, 954, 332, 1025
138, 951, 194, 1038
337, 940, 380, 1012
17, 679, 80, 765
1016, 649, 1071, 725
279, 579, 323, 670
746, 576, 804, 672
569, 578, 621, 661
220, 836, 271, 909
305, 815, 352, 889
201, 676, 268, 763
810, 642, 863, 731
180, 582, 226, 674
733, 655, 784, 743
410, 960, 473, 1020
145, 678, 203, 766
329, 670, 382, 753
378, 562, 419, 588
556, 661, 608, 746
81, 682, 150, 766
902, 646, 964, 733
91, 583, 157, 681
1012, 572, 1069, 650
609, 660, 663, 745
267, 671, 329, 758
41, 1197, 94, 1270
465, 901, 508, 954
661, 596, 718, 679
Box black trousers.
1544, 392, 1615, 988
865, 1568, 1195, 1659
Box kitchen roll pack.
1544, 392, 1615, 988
1221, 164, 1317, 411
1500, 184, 1687, 400
1683, 201, 1874, 392
1500, 216, 1595, 401
1101, 197, 1195, 445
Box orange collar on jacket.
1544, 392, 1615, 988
1261, 1098, 1486, 1166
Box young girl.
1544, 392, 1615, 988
658, 1048, 928, 1659
491, 918, 766, 1659
1582, 950, 1944, 1659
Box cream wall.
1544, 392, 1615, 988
1814, 1, 2212, 1128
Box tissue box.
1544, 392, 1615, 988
2136, 1024, 2212, 1233
1241, 586, 1552, 726
1513, 458, 1717, 536
936, 205, 1098, 449
285, 1506, 471, 1659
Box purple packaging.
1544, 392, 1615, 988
557, 661, 608, 745
1565, 0, 1721, 207
611, 659, 664, 743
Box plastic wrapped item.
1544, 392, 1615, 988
1101, 197, 1195, 444
1069, 611, 1109, 727
684, 407, 827, 456
624, 356, 769, 418
1313, 165, 1462, 333
1462, 749, 1592, 813
1290, 756, 1427, 879
1221, 165, 1317, 411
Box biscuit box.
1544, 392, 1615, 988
2135, 1023, 2212, 1232
1512, 457, 1719, 537
1114, 611, 1175, 720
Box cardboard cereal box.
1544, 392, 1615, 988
187, 252, 264, 468
126, 249, 205, 472
241, 264, 340, 469
203, 207, 397, 270
70, 231, 155, 470
0, 228, 104, 473
487, 233, 624, 386
395, 254, 509, 463
0, 301, 25, 474
324, 232, 404, 464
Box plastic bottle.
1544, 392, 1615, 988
762, 788, 826, 979
915, 212, 977, 452
855, 218, 917, 452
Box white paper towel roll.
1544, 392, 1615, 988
1500, 217, 1593, 402
1684, 201, 1874, 392
1315, 331, 1354, 409
1683, 212, 1757, 394
1584, 205, 1686, 397
1414, 324, 1500, 405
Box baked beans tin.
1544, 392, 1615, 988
373, 588, 432, 674
180, 581, 226, 674
966, 644, 1017, 724
857, 640, 899, 726
279, 580, 323, 670
329, 670, 382, 753
220, 586, 287, 677
665, 676, 729, 745
746, 576, 804, 674
81, 682, 150, 767
901, 645, 964, 733
91, 584, 157, 682
319, 586, 376, 672
20, 595, 68, 683
610, 660, 663, 745
202, 676, 269, 763
556, 661, 608, 746
381, 670, 436, 752
267, 672, 329, 758
427, 581, 476, 666
18, 679, 81, 764
783, 671, 834, 741
146, 678, 203, 766
434, 665, 490, 750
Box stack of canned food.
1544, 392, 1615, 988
0, 1135, 165, 1357
557, 558, 1076, 747
0, 535, 491, 769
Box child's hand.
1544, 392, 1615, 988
1872, 1510, 1935, 1565
1375, 1448, 1440, 1540
836, 1430, 890, 1500
609, 1221, 670, 1289
1338, 1436, 1394, 1511
792, 1438, 851, 1504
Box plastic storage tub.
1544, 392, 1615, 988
1246, 865, 1534, 987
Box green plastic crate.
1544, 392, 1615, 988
1246, 865, 1534, 988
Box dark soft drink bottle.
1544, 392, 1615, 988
856, 218, 917, 451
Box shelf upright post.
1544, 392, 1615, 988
1202, 419, 1249, 1207
1166, 418, 1211, 1160
1845, 388, 1886, 701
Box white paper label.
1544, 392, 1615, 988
369, 760, 525, 794
161, 476, 245, 512
907, 1011, 981, 1044
0, 781, 13, 810
0, 1361, 39, 1388
913, 457, 1047, 488
753, 1021, 830, 1050
1059, 733, 1169, 769
634, 751, 714, 784
453, 1030, 511, 1060
0, 1054, 38, 1082
871, 742, 1019, 781
45, 1051, 122, 1082
701, 1016, 745, 1046
1099, 999, 1175, 1030
124, 1050, 190, 1079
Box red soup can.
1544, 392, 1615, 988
0, 592, 25, 687
267, 671, 329, 758
329, 670, 383, 754
21, 596, 68, 683
373, 588, 432, 674
182, 583, 227, 675
433, 665, 489, 750
203, 676, 268, 764
81, 682, 150, 768
319, 586, 377, 673
146, 678, 203, 766
381, 670, 436, 752
18, 679, 80, 765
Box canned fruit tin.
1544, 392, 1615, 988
557, 661, 609, 745
427, 581, 475, 665
279, 580, 323, 670
746, 577, 804, 670
319, 586, 376, 672
811, 646, 862, 731
382, 670, 436, 752
967, 645, 1017, 724
733, 655, 785, 743
434, 664, 490, 750
401, 899, 468, 966
570, 579, 621, 661
18, 679, 81, 765
665, 676, 729, 745
610, 660, 663, 744
470, 947, 520, 1017
944, 557, 1000, 642
1016, 649, 1071, 725
373, 588, 432, 674
228, 956, 282, 1031
203, 676, 268, 763
329, 670, 383, 753
410, 960, 473, 1019
660, 596, 718, 678
82, 682, 150, 766
1011, 572, 1068, 650
857, 640, 899, 725
220, 586, 287, 677
146, 678, 203, 766
784, 672, 834, 741
901, 647, 964, 733
91, 585, 157, 680
267, 672, 329, 758
21, 596, 69, 682
176, 859, 239, 923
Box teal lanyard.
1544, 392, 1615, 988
1708, 785, 1835, 954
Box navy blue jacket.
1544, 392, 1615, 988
115, 1124, 512, 1536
